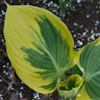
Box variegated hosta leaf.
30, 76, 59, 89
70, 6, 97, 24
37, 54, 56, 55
4, 3, 79, 93
57, 74, 84, 99
76, 37, 100, 100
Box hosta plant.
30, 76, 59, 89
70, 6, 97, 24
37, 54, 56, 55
4, 1, 100, 100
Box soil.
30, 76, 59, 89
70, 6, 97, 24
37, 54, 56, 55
0, 0, 100, 100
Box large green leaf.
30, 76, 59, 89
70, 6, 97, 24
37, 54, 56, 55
4, 2, 79, 93
57, 74, 84, 99
76, 37, 100, 100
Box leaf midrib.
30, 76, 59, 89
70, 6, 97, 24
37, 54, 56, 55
40, 42, 58, 71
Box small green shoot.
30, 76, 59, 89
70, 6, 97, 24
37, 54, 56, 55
50, 0, 76, 19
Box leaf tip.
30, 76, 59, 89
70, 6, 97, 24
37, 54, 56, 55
4, 1, 10, 7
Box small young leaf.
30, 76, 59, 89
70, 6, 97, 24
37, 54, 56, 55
59, 9, 63, 17
69, 7, 76, 12
57, 74, 84, 99
64, 1, 72, 5
50, 3, 58, 7
63, 3, 69, 10
58, 0, 63, 4
65, 7, 68, 11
